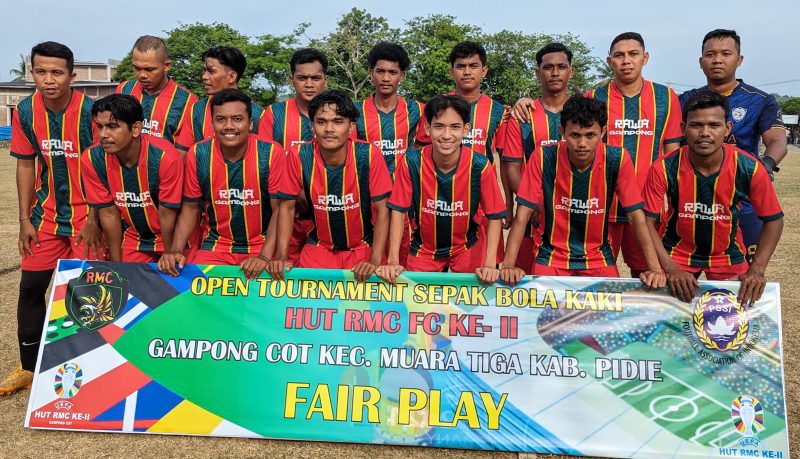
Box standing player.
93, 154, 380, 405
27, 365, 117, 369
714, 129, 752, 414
499, 95, 665, 288
157, 89, 284, 280
500, 42, 573, 273
174, 46, 264, 151
258, 48, 328, 264
2, 42, 100, 395
644, 90, 783, 305
377, 95, 505, 283
269, 90, 392, 282
679, 29, 787, 262
81, 94, 183, 263
116, 35, 197, 144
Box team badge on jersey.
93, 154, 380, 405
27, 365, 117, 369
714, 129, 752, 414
66, 268, 129, 331
732, 107, 747, 122
693, 289, 748, 352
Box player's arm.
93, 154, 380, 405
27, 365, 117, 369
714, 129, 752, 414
158, 205, 179, 258
645, 216, 697, 302
500, 204, 533, 286
760, 128, 788, 177
157, 201, 199, 276
377, 210, 406, 284
16, 159, 37, 257
626, 209, 666, 290
240, 198, 280, 281
269, 198, 295, 280
476, 217, 502, 284
76, 207, 104, 259
354, 198, 388, 283
98, 206, 123, 261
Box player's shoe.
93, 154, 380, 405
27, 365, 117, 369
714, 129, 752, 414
0, 363, 33, 396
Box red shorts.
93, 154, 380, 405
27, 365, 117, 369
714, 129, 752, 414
289, 219, 314, 265
407, 237, 486, 273
122, 248, 161, 263
191, 249, 258, 266
608, 222, 648, 271
682, 262, 748, 281
297, 244, 372, 269
533, 263, 620, 278
21, 231, 102, 271
516, 236, 537, 275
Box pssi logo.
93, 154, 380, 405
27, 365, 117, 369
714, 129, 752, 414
66, 268, 129, 331
693, 289, 748, 352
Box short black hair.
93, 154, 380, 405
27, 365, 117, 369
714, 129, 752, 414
560, 94, 607, 129
682, 89, 729, 122
290, 48, 328, 74
210, 88, 252, 119
91, 94, 144, 129
368, 42, 410, 71
423, 94, 471, 125
702, 29, 741, 54
202, 45, 247, 82
308, 89, 358, 122
536, 42, 573, 67
449, 41, 487, 66
31, 41, 74, 73
609, 32, 645, 54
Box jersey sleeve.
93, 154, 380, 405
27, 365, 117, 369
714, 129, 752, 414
257, 106, 276, 142
158, 149, 184, 208
643, 159, 668, 218
275, 148, 302, 199
758, 95, 785, 134
182, 148, 202, 202
10, 109, 35, 159
663, 89, 684, 145
615, 149, 645, 212
749, 161, 784, 221
515, 148, 544, 209
387, 155, 413, 213
493, 119, 507, 156
369, 146, 392, 201
173, 104, 196, 150
80, 152, 114, 208
480, 161, 508, 219
499, 118, 523, 163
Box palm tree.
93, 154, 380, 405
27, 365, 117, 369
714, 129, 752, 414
9, 54, 27, 81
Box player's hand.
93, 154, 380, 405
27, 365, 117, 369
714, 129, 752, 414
18, 219, 39, 258
738, 264, 767, 307
376, 264, 404, 284
502, 213, 513, 230
240, 255, 269, 281
639, 269, 666, 290
75, 219, 105, 259
665, 265, 698, 302
158, 251, 186, 277
499, 265, 526, 286
530, 207, 541, 228
501, 104, 512, 123
268, 259, 293, 280
352, 261, 379, 283
511, 97, 535, 123
475, 265, 500, 284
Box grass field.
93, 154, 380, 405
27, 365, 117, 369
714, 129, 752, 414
0, 145, 797, 458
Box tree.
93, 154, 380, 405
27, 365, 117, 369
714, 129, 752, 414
9, 54, 27, 81
780, 97, 800, 115
245, 26, 307, 105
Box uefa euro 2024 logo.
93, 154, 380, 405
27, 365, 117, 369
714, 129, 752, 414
693, 289, 748, 352
54, 363, 83, 399
731, 395, 765, 446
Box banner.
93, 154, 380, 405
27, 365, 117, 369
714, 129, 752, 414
26, 260, 789, 458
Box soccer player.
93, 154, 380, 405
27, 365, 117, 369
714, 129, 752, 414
644, 90, 783, 305
679, 29, 787, 262
116, 35, 197, 144
258, 48, 328, 264
500, 42, 573, 274
269, 90, 392, 282
81, 94, 183, 263
157, 89, 284, 280
174, 45, 264, 150
499, 95, 665, 289
2, 42, 100, 395
377, 95, 505, 284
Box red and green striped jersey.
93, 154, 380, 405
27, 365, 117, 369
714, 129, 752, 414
585, 80, 682, 222
277, 140, 392, 251
183, 134, 284, 254
354, 95, 429, 176
81, 135, 183, 253
10, 90, 96, 237
643, 145, 783, 268
388, 146, 507, 259
516, 141, 643, 269
116, 78, 197, 144
173, 96, 264, 150
257, 97, 314, 149
500, 98, 562, 165
448, 93, 505, 162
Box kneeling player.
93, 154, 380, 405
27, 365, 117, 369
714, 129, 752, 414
643, 90, 783, 305
500, 95, 665, 288
377, 95, 505, 284
82, 94, 183, 262
158, 89, 284, 279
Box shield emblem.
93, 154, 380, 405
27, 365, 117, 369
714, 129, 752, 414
65, 268, 129, 331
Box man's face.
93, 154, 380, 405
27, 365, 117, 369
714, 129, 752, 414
291, 61, 327, 104
30, 55, 75, 102
312, 103, 354, 152
132, 49, 171, 93
536, 52, 573, 94
212, 101, 252, 151
682, 106, 731, 158
369, 59, 404, 97
425, 107, 470, 158
700, 37, 742, 83
95, 111, 140, 155
202, 57, 236, 96
607, 39, 649, 85
561, 121, 604, 165
449, 54, 487, 93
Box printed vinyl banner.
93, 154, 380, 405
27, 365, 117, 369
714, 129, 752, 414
26, 260, 789, 458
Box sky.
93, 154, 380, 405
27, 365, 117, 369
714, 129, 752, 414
4, 0, 800, 96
